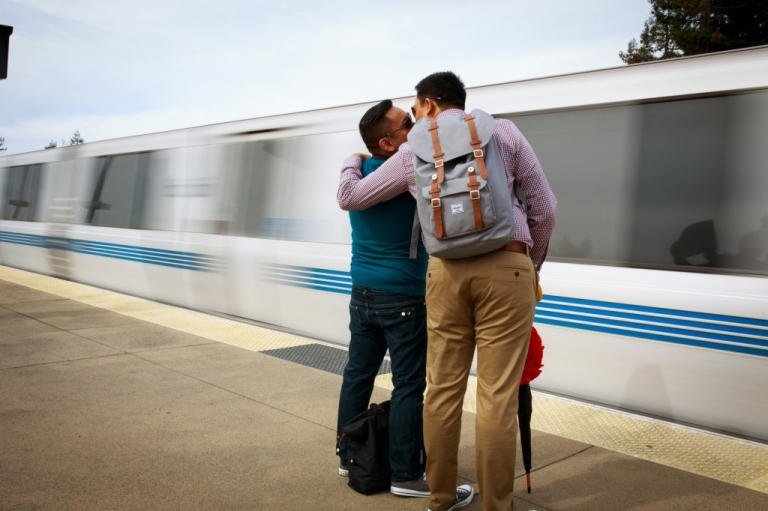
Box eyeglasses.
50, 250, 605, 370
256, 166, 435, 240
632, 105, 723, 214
411, 97, 442, 117
383, 114, 414, 138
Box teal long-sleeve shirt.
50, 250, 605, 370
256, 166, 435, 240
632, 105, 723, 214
349, 156, 428, 296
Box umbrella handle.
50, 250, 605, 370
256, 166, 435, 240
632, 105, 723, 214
526, 472, 531, 493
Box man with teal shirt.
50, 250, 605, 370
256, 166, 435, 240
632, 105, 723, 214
336, 100, 430, 497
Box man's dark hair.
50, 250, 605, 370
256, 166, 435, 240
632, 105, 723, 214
359, 99, 393, 153
415, 71, 466, 110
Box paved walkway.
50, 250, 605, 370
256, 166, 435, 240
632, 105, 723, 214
1, 268, 767, 510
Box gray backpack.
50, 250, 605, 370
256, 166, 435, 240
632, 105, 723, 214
408, 109, 518, 259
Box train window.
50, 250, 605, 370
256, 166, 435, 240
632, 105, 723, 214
139, 146, 237, 233
86, 153, 149, 229
2, 164, 43, 221
507, 90, 768, 276
234, 133, 356, 244
508, 106, 639, 265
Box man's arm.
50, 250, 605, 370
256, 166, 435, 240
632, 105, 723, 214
337, 151, 411, 211
496, 119, 557, 268
513, 132, 557, 269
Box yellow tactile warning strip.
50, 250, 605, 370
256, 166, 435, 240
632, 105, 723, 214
528, 393, 768, 494
2, 265, 768, 494
382, 375, 768, 494
0, 265, 312, 353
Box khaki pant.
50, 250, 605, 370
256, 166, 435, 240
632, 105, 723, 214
424, 250, 536, 511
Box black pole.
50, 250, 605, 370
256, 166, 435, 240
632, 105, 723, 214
1, 24, 13, 80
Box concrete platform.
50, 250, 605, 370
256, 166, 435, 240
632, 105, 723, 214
2, 270, 768, 511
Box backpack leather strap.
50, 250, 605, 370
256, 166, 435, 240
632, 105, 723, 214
466, 166, 484, 230
464, 114, 485, 230
465, 114, 489, 180
428, 118, 446, 238
428, 118, 446, 183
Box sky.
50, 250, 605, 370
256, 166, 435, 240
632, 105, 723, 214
1, 0, 653, 156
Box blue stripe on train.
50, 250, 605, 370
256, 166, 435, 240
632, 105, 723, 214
534, 316, 768, 357
3, 232, 766, 357
542, 295, 768, 328
0, 231, 220, 272
262, 264, 768, 358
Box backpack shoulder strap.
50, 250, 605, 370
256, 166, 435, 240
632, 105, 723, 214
409, 210, 420, 259
427, 118, 446, 238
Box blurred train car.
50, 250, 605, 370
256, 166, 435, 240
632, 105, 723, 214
2, 47, 767, 442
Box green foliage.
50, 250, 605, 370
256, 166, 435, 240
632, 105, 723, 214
0, 136, 6, 152
621, 0, 768, 64
69, 129, 84, 145
44, 130, 84, 150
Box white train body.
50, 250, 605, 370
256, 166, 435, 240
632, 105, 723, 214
2, 48, 767, 441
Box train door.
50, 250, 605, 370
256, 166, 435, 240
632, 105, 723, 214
140, 145, 231, 312
69, 152, 155, 298
228, 132, 355, 344
0, 167, 4, 265
37, 156, 89, 281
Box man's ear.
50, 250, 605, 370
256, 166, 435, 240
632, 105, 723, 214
378, 137, 395, 153
425, 97, 439, 118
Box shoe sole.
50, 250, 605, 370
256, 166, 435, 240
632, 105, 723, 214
390, 486, 430, 498
339, 467, 348, 477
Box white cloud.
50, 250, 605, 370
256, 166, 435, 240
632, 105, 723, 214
0, 0, 652, 155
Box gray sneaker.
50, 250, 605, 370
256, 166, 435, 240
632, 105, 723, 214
391, 474, 430, 497
428, 484, 474, 511
338, 464, 348, 477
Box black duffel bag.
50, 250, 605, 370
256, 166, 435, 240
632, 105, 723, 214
340, 400, 391, 495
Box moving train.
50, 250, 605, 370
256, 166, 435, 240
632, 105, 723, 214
2, 46, 767, 442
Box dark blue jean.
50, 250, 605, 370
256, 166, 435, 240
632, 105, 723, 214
337, 286, 427, 482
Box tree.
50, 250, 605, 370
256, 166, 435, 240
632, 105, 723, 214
44, 130, 84, 150
69, 129, 84, 145
0, 136, 6, 152
620, 0, 768, 64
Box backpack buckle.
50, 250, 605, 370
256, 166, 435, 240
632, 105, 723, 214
431, 198, 441, 208
434, 159, 444, 168
473, 149, 483, 158
470, 190, 480, 200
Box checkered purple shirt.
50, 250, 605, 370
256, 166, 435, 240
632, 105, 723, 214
338, 109, 557, 267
